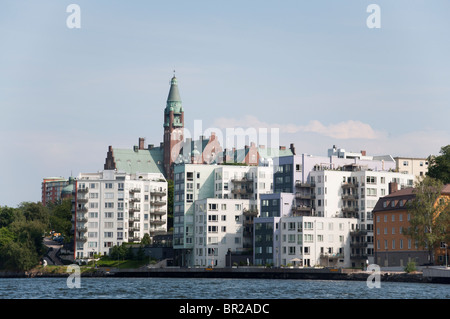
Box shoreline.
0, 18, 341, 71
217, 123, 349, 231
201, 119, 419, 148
1, 266, 449, 284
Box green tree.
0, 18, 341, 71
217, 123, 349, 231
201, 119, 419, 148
0, 206, 16, 228
141, 233, 151, 246
403, 177, 450, 264
427, 145, 450, 184
18, 202, 50, 225
48, 198, 72, 240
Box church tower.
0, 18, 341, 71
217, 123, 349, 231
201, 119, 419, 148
163, 74, 184, 179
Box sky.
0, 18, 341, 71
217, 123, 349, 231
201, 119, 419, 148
1, 1, 450, 207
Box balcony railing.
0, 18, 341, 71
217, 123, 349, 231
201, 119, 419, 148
150, 209, 166, 215
150, 189, 166, 196
231, 188, 253, 194
77, 188, 88, 193
295, 181, 315, 188
243, 208, 258, 217
231, 177, 253, 183
129, 188, 141, 193
151, 219, 166, 226
152, 200, 166, 206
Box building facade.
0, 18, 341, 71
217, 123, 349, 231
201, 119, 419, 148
193, 198, 257, 267
42, 177, 70, 206
394, 157, 429, 181
172, 162, 275, 266
373, 185, 450, 267
309, 167, 415, 267
73, 170, 167, 259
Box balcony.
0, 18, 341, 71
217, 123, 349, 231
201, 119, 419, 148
150, 189, 166, 196
129, 197, 141, 203
295, 181, 315, 188
342, 182, 359, 189
76, 216, 88, 223
129, 188, 141, 193
231, 177, 253, 183
150, 209, 166, 216
231, 188, 253, 194
295, 192, 314, 200
151, 219, 166, 226
341, 194, 358, 201
129, 226, 140, 232
76, 226, 87, 232
350, 229, 368, 236
76, 235, 87, 242
152, 200, 166, 206
77, 197, 88, 204
350, 242, 368, 248
77, 187, 88, 193
350, 254, 368, 260
320, 253, 344, 259
243, 208, 258, 217
77, 206, 88, 213
150, 228, 166, 236
129, 207, 139, 213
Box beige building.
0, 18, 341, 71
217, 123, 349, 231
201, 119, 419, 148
394, 157, 428, 181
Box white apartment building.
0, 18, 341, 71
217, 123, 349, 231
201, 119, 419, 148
73, 170, 167, 259
276, 216, 358, 268
193, 198, 258, 267
309, 167, 414, 266
173, 163, 274, 266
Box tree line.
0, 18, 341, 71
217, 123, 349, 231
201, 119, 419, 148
0, 199, 72, 271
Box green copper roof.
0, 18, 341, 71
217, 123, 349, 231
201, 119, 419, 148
167, 76, 181, 102
112, 147, 164, 175
165, 76, 183, 115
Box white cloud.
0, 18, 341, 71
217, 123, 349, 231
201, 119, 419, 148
213, 115, 385, 140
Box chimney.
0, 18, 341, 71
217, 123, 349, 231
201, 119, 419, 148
361, 150, 367, 156
148, 144, 154, 150
279, 146, 286, 150
259, 145, 265, 149
139, 138, 145, 150
290, 143, 296, 155
389, 182, 399, 194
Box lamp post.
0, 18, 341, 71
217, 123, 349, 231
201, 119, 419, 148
444, 243, 448, 268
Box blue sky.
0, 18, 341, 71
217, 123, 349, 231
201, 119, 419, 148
1, 1, 449, 207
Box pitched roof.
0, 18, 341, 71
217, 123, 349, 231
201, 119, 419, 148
112, 147, 164, 175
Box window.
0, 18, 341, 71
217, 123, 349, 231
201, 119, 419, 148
366, 176, 377, 184
208, 226, 218, 233
208, 203, 218, 211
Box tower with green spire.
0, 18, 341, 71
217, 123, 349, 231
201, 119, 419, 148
163, 74, 184, 178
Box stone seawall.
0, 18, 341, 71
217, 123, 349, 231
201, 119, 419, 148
1, 267, 449, 284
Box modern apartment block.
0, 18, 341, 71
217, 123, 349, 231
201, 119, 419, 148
394, 157, 429, 181
254, 192, 358, 267
42, 177, 70, 206
193, 198, 258, 267
274, 146, 395, 194
73, 170, 167, 259
173, 162, 274, 266
309, 167, 415, 266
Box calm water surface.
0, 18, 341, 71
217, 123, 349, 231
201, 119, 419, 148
0, 277, 449, 299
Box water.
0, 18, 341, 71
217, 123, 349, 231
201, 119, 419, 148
0, 277, 449, 299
